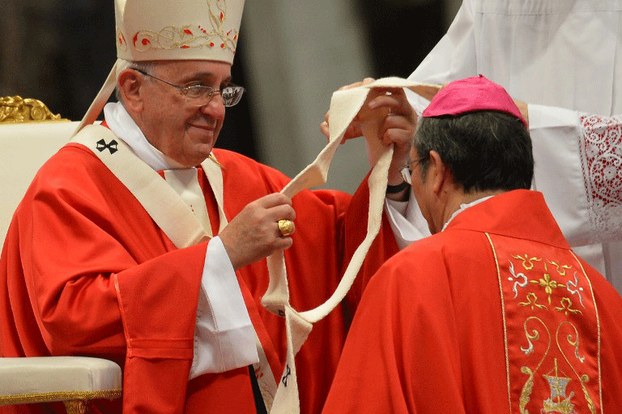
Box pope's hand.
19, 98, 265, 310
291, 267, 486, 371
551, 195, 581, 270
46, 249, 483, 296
319, 78, 375, 142
320, 78, 418, 188
514, 99, 529, 127
361, 86, 418, 186
368, 88, 417, 141
219, 193, 296, 269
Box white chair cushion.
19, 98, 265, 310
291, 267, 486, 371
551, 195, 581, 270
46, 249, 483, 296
0, 356, 122, 405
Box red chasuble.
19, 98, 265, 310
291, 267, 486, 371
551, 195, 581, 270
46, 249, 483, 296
0, 141, 396, 414
323, 190, 622, 413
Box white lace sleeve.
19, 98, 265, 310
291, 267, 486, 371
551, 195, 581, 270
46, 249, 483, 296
579, 114, 622, 241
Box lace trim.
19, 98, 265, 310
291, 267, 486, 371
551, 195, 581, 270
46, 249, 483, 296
579, 114, 622, 242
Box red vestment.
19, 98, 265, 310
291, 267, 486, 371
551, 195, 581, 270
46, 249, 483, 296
323, 190, 622, 413
0, 141, 397, 414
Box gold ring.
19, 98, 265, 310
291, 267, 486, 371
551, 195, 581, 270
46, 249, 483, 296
277, 219, 294, 237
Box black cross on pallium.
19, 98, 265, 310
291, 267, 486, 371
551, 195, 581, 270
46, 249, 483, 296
96, 139, 119, 154
281, 364, 291, 387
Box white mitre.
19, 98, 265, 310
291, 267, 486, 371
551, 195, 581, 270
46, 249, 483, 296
76, 0, 245, 132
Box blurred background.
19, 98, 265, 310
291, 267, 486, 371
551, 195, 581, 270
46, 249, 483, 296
1, 0, 460, 192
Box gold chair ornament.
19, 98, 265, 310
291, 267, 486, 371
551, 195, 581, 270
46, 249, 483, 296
0, 95, 62, 123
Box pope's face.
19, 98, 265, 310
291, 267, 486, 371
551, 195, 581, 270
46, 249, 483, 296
137, 60, 231, 167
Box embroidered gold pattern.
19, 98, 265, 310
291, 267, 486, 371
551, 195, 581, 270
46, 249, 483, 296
518, 317, 551, 413
519, 317, 550, 356
512, 253, 541, 270
529, 263, 566, 305
555, 322, 596, 413
488, 235, 601, 413
510, 255, 591, 412
519, 366, 535, 412
548, 261, 572, 276
580, 376, 597, 414
555, 297, 582, 316
557, 322, 585, 363
519, 292, 547, 311
125, 0, 239, 54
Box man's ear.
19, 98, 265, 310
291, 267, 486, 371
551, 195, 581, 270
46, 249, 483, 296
117, 69, 144, 112
428, 150, 450, 195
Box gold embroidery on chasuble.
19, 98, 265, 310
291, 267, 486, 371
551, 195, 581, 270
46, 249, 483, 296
485, 233, 601, 414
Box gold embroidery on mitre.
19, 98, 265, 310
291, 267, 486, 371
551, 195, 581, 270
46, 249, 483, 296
123, 0, 240, 54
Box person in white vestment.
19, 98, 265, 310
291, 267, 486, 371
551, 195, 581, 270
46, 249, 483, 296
399, 0, 622, 292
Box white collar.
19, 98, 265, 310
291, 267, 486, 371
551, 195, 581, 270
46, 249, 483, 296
441, 195, 495, 231
103, 102, 185, 171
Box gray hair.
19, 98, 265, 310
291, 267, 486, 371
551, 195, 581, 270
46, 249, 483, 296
114, 61, 157, 104
414, 111, 534, 193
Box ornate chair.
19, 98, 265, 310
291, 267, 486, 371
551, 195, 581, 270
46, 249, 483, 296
0, 97, 122, 413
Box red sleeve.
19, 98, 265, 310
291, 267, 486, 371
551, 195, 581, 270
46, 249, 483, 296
114, 244, 207, 414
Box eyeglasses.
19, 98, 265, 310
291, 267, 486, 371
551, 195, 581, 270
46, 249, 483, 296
400, 156, 427, 185
134, 69, 245, 108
